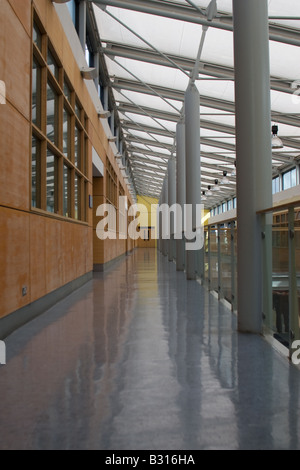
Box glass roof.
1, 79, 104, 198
92, 0, 300, 204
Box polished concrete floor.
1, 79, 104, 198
0, 249, 299, 450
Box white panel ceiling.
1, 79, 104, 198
92, 0, 300, 205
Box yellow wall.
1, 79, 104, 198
137, 195, 158, 248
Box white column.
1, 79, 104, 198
79, 0, 87, 51
176, 121, 186, 271
168, 157, 176, 262
233, 0, 273, 333
185, 83, 201, 280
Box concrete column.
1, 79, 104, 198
94, 52, 100, 91
233, 0, 273, 333
79, 0, 87, 51
162, 176, 169, 257
158, 194, 162, 252
110, 110, 115, 136
185, 83, 201, 280
168, 158, 176, 262
176, 121, 186, 272
104, 87, 109, 112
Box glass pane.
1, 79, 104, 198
46, 150, 56, 213
74, 174, 81, 220
291, 168, 297, 188
272, 213, 289, 348
283, 168, 297, 190
204, 229, 209, 287
47, 82, 58, 146
32, 58, 41, 127
64, 79, 72, 102
67, 0, 76, 25
63, 165, 70, 217
31, 136, 40, 208
33, 22, 42, 50
75, 126, 81, 168
63, 108, 70, 158
220, 228, 231, 303
47, 49, 59, 81
210, 228, 218, 293
75, 101, 81, 120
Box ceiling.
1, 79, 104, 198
91, 0, 300, 206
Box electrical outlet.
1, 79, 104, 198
22, 286, 27, 297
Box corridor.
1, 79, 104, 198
0, 249, 299, 450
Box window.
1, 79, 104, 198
33, 22, 42, 51
227, 200, 232, 211
63, 165, 71, 217
106, 160, 117, 207
31, 136, 40, 208
32, 57, 41, 126
63, 79, 72, 103
63, 107, 70, 158
46, 81, 59, 146
47, 48, 59, 81
272, 176, 280, 194
283, 168, 297, 190
31, 13, 89, 221
233, 197, 237, 209
46, 149, 57, 213
67, 0, 77, 25
75, 125, 81, 168
222, 202, 227, 213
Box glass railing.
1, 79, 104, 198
203, 204, 300, 355
204, 222, 237, 311
260, 203, 300, 355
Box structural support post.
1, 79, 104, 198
110, 110, 115, 135
233, 0, 273, 333
158, 194, 162, 253
176, 121, 186, 271
79, 0, 87, 51
104, 86, 109, 112
94, 52, 100, 90
161, 176, 169, 257
185, 83, 202, 280
168, 157, 176, 262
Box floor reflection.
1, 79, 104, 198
0, 249, 299, 449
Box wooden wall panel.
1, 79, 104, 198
8, 0, 32, 36
0, 207, 30, 318
45, 217, 64, 294
0, 102, 30, 210
30, 214, 47, 303
0, 0, 31, 119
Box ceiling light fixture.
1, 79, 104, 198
272, 125, 284, 149
221, 171, 230, 185
207, 185, 213, 196
214, 179, 221, 191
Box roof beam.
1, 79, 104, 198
105, 42, 296, 94
130, 155, 168, 167
92, 0, 300, 47
128, 146, 174, 160
133, 172, 165, 183
127, 135, 174, 152
119, 100, 300, 131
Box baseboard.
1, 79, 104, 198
93, 248, 136, 273
0, 272, 93, 340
